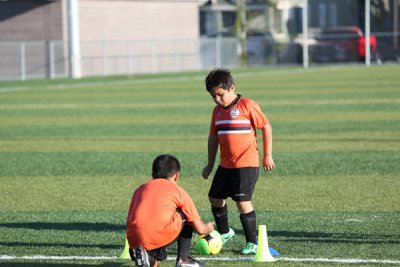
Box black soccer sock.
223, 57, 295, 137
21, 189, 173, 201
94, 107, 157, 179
177, 224, 193, 261
240, 210, 257, 244
212, 205, 229, 234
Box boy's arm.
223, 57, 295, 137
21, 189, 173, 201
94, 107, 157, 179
191, 220, 215, 236
261, 123, 275, 172
202, 134, 218, 179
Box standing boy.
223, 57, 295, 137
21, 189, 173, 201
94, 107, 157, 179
202, 68, 275, 254
127, 154, 214, 267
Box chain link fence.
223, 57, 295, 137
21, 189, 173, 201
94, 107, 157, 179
0, 41, 66, 81
0, 3, 399, 80
0, 38, 241, 80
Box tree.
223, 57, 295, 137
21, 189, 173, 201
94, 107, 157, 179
236, 0, 247, 66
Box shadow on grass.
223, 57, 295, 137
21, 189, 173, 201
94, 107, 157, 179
0, 263, 131, 267
232, 228, 399, 245
270, 231, 400, 244
0, 241, 120, 249
0, 222, 125, 232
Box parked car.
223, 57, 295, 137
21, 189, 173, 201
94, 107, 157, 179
310, 26, 379, 63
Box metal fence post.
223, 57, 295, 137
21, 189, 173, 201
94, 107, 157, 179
49, 41, 55, 79
20, 42, 26, 81
302, 0, 309, 68
152, 42, 157, 73
102, 41, 108, 76
67, 0, 82, 78
365, 0, 371, 66
128, 41, 133, 74
394, 0, 399, 49
216, 36, 221, 67
175, 41, 180, 71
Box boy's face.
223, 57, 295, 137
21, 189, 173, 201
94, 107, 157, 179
209, 85, 236, 107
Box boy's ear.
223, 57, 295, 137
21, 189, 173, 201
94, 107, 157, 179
171, 171, 180, 183
229, 84, 235, 92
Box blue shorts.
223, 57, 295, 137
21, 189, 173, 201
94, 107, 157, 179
208, 166, 259, 201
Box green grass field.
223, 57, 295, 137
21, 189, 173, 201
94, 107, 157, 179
1, 65, 399, 267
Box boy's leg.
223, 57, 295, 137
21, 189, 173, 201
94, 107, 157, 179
209, 167, 235, 244
177, 224, 193, 260
233, 167, 259, 254
211, 200, 229, 234
237, 201, 258, 254
239, 209, 257, 244
211, 199, 235, 244
129, 246, 153, 267
176, 223, 206, 267
209, 166, 230, 235
137, 225, 193, 267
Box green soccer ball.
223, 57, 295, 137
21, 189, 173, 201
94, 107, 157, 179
194, 230, 223, 255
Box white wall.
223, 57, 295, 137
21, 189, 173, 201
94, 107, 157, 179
79, 1, 203, 41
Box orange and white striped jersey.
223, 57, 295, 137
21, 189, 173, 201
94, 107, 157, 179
210, 95, 268, 168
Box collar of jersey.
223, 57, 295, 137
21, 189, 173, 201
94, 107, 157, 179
223, 94, 242, 110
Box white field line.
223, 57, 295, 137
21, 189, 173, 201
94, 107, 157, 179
0, 255, 116, 260
0, 98, 399, 110
1, 255, 400, 264
0, 66, 353, 93
279, 257, 400, 264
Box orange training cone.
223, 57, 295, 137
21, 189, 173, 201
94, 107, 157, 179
254, 225, 276, 262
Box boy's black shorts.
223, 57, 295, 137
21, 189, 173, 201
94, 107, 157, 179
208, 166, 259, 202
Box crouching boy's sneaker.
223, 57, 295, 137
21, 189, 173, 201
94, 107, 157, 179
220, 227, 235, 245
241, 242, 258, 255
176, 256, 205, 267
134, 245, 150, 267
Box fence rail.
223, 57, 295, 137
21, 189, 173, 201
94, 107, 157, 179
0, 34, 399, 81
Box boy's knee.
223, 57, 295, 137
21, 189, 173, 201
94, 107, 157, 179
209, 197, 225, 207
236, 201, 253, 214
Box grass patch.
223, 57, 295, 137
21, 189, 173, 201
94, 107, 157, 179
1, 65, 400, 266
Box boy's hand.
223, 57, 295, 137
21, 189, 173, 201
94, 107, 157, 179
202, 164, 213, 179
206, 222, 215, 234
263, 156, 275, 172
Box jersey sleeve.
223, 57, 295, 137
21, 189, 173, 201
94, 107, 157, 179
248, 99, 268, 129
177, 187, 201, 223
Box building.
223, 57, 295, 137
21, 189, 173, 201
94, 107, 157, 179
0, 0, 398, 80
0, 0, 207, 79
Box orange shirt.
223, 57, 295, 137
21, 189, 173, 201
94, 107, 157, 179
210, 96, 268, 168
126, 178, 201, 250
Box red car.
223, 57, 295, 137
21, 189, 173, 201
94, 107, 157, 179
310, 26, 379, 63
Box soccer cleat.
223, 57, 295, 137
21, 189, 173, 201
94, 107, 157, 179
220, 227, 235, 245
175, 256, 206, 267
134, 245, 150, 267
241, 242, 258, 255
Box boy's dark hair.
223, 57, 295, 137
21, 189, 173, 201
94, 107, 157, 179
152, 154, 181, 179
205, 68, 235, 92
